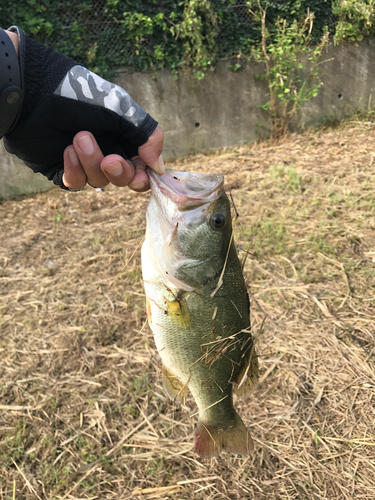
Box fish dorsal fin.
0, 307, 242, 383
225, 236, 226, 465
232, 345, 259, 397
162, 364, 188, 405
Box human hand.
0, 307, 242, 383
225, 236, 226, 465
63, 126, 164, 192
3, 27, 164, 191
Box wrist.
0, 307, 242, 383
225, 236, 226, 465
5, 30, 19, 54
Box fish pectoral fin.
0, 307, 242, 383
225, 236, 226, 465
165, 295, 191, 327
162, 365, 188, 405
195, 412, 253, 458
232, 345, 259, 397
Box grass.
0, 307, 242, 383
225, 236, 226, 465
0, 120, 375, 498
269, 163, 303, 193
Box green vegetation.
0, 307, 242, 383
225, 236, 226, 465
251, 1, 329, 138
239, 215, 289, 258
269, 164, 303, 192
0, 0, 334, 78
333, 0, 375, 44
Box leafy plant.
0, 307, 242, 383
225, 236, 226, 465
177, 0, 218, 79
250, 0, 329, 138
333, 0, 375, 44
0, 0, 334, 79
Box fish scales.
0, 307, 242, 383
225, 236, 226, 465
142, 167, 258, 458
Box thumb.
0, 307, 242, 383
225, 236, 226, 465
138, 125, 165, 175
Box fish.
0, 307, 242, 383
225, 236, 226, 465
141, 166, 258, 458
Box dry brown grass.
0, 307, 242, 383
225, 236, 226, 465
1, 121, 375, 499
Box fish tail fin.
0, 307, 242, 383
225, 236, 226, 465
194, 412, 254, 458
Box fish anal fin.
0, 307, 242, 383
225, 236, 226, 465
162, 365, 188, 405
195, 412, 253, 458
233, 346, 259, 397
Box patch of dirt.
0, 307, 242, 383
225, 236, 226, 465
1, 121, 375, 499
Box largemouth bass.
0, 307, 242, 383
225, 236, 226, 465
142, 167, 258, 458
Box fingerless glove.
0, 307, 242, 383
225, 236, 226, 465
3, 26, 158, 189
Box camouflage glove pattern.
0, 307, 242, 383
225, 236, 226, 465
3, 27, 158, 189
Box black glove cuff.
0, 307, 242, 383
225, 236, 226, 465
0, 28, 24, 137
141, 113, 159, 138
53, 167, 69, 191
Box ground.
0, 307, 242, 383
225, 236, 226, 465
1, 121, 375, 500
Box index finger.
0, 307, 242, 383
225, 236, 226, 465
138, 125, 165, 175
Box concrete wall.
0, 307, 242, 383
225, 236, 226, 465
115, 60, 269, 159
2, 40, 375, 199
0, 141, 51, 199
296, 41, 375, 129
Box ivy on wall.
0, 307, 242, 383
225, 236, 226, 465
332, 0, 375, 44
0, 0, 335, 78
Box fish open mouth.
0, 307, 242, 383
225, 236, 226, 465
147, 167, 224, 210
144, 166, 230, 291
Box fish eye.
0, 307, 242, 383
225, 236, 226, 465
210, 213, 226, 230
